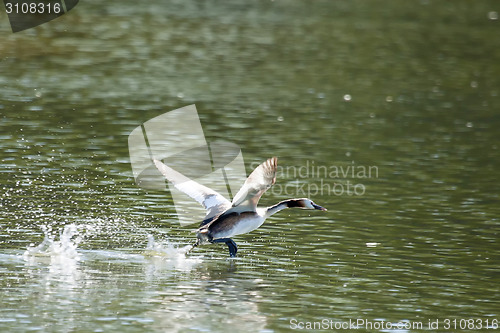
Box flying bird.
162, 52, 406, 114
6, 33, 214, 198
154, 157, 326, 257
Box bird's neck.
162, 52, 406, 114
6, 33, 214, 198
264, 199, 304, 218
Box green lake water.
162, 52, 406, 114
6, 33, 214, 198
0, 1, 499, 332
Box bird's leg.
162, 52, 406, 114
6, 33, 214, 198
186, 239, 200, 255
212, 238, 238, 257
226, 239, 238, 257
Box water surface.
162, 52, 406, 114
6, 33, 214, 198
1, 1, 499, 332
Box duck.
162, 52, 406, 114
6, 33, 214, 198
153, 157, 326, 257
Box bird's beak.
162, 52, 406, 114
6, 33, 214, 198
312, 203, 327, 211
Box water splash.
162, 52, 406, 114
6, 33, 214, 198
23, 224, 82, 260
142, 235, 201, 275
143, 234, 193, 258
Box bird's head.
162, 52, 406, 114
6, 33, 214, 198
290, 198, 327, 211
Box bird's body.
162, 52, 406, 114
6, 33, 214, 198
153, 157, 326, 257
197, 210, 266, 242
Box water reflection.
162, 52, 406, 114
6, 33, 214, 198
144, 262, 269, 332
2, 244, 277, 332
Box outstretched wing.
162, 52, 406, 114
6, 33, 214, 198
153, 159, 231, 218
231, 157, 277, 211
